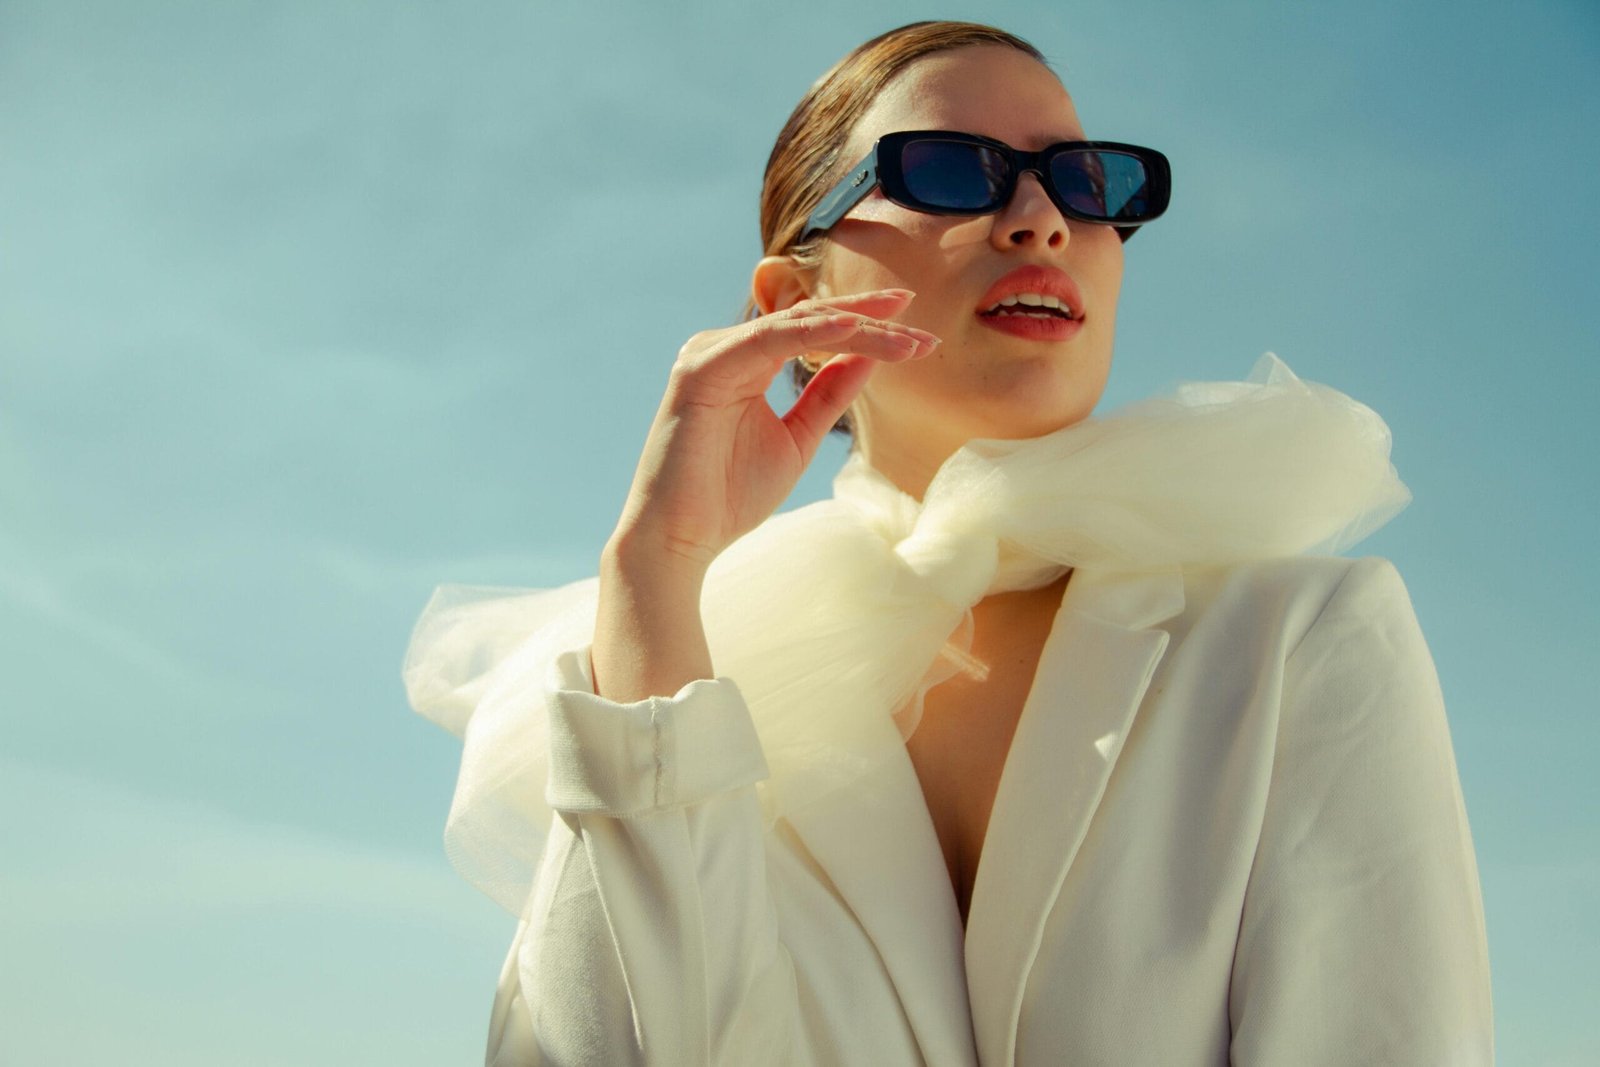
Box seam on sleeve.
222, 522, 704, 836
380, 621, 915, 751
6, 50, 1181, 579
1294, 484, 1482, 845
651, 702, 665, 809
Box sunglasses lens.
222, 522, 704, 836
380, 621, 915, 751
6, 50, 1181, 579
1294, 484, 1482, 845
1050, 150, 1155, 222
900, 138, 1011, 211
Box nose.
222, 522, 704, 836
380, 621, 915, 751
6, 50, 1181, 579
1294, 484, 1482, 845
991, 170, 1070, 250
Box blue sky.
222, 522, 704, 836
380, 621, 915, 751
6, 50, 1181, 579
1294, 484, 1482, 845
2, 0, 1595, 1062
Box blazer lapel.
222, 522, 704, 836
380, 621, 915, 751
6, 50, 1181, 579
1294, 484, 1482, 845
784, 731, 981, 1066
964, 565, 1186, 1066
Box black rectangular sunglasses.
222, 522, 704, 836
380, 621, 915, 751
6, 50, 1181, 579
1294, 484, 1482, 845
800, 129, 1171, 244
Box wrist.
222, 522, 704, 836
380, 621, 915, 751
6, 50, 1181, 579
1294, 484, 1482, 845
594, 529, 715, 703
602, 525, 714, 590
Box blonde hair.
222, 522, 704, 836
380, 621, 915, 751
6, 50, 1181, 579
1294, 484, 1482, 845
738, 20, 1054, 441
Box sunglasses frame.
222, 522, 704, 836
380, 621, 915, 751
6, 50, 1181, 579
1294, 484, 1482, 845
799, 129, 1172, 244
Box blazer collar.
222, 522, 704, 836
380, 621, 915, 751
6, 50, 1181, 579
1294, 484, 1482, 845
782, 565, 1185, 1066
966, 565, 1184, 1064
783, 755, 980, 1065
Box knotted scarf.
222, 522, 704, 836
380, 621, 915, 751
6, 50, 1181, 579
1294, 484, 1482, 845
403, 352, 1410, 915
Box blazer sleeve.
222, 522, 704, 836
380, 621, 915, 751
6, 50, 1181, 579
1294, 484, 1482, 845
486, 645, 806, 1067
1228, 556, 1494, 1065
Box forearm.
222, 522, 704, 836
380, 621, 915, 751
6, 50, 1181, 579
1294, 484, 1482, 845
488, 645, 801, 1065
592, 531, 714, 703
513, 794, 800, 1065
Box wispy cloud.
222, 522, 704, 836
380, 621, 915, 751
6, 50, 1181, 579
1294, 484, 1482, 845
0, 757, 496, 934
0, 564, 213, 696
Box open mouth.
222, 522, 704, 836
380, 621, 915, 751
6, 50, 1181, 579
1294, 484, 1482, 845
975, 304, 1084, 340
979, 306, 1075, 321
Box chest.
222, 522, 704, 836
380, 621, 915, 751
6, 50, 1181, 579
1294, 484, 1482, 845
902, 578, 1067, 925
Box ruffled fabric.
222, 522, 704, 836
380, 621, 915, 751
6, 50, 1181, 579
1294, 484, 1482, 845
401, 580, 598, 913
404, 352, 1410, 915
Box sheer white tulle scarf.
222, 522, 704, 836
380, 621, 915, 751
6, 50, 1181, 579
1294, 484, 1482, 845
403, 353, 1411, 916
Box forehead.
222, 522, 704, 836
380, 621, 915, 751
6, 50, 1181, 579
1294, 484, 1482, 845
844, 44, 1085, 160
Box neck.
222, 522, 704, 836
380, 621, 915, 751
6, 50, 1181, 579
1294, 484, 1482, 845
855, 439, 946, 502
852, 404, 969, 502
971, 568, 1072, 623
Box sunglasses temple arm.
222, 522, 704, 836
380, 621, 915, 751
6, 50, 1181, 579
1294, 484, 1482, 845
799, 148, 880, 241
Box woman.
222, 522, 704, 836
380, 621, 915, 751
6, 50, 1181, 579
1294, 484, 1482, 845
405, 20, 1493, 1065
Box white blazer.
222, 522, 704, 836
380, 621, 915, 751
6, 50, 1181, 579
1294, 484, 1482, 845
466, 554, 1492, 1065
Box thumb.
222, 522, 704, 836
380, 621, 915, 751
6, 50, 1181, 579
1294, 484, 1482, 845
780, 353, 874, 466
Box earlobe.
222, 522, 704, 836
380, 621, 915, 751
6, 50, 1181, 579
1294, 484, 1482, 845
751, 255, 813, 315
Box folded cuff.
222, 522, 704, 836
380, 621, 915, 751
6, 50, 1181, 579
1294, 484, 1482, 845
543, 648, 770, 817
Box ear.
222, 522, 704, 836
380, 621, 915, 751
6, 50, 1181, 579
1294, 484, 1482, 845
751, 255, 816, 315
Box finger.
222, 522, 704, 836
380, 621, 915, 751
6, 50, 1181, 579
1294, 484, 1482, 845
672, 306, 937, 412
787, 288, 947, 348
790, 289, 928, 331
781, 351, 876, 465
792, 312, 944, 374
705, 312, 936, 378
795, 287, 916, 315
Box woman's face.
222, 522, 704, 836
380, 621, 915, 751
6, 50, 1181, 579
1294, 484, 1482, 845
790, 44, 1125, 492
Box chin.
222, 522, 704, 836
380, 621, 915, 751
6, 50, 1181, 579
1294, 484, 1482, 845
980, 405, 1094, 441
950, 392, 1095, 443
968, 364, 1107, 440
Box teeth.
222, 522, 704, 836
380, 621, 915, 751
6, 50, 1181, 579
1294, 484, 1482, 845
985, 292, 1074, 317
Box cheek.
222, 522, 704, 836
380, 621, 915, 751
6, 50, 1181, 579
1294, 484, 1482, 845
847, 196, 980, 246
843, 195, 904, 227
825, 225, 966, 304
1093, 233, 1126, 291
933, 217, 993, 249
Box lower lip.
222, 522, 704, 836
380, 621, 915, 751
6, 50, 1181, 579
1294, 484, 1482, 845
975, 310, 1084, 341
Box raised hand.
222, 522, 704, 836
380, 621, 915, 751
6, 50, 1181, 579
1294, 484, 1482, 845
593, 288, 940, 701
610, 288, 940, 573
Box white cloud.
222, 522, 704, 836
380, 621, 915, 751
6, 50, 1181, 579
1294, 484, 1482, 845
0, 756, 496, 934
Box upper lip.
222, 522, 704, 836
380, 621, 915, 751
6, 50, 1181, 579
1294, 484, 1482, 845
976, 265, 1085, 319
